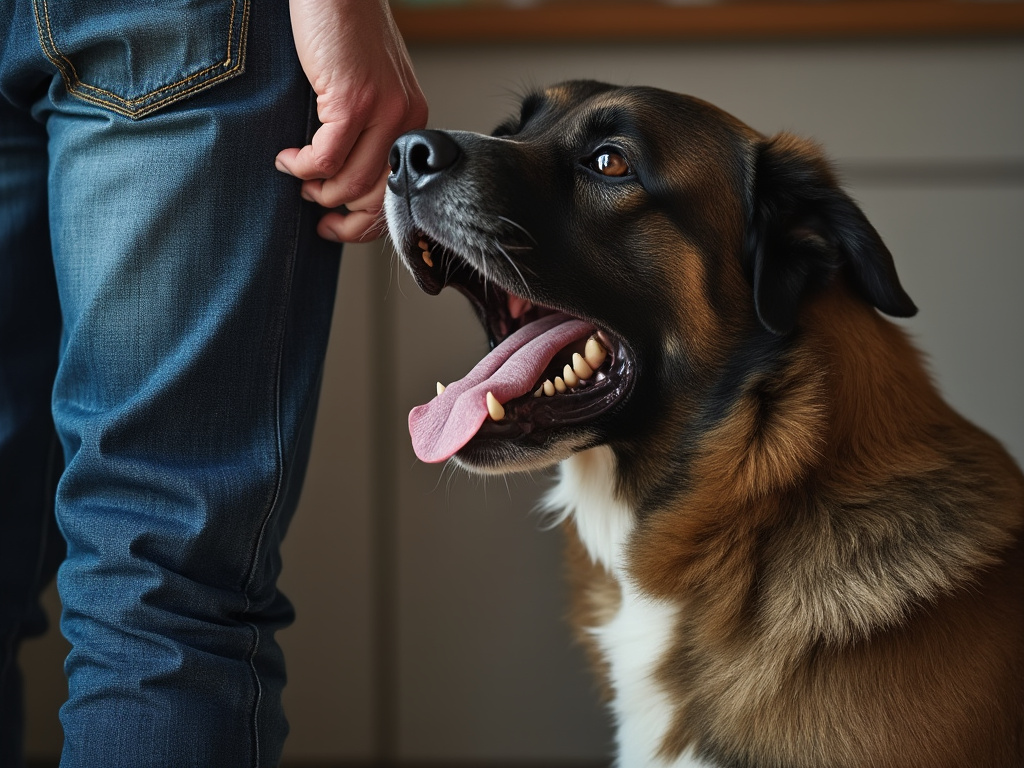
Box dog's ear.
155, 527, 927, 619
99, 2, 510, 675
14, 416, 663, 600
745, 133, 917, 334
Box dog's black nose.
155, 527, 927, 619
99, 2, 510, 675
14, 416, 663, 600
387, 130, 461, 197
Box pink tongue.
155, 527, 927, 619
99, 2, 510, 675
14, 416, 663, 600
409, 313, 594, 463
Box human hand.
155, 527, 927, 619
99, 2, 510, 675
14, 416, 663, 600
276, 0, 428, 243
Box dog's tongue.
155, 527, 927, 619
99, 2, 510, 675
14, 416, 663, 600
409, 313, 594, 463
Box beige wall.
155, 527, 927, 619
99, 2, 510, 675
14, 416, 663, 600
23, 38, 1024, 765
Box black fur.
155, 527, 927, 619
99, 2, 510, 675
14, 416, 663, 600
746, 135, 918, 334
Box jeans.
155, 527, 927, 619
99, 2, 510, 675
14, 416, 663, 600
0, 0, 341, 765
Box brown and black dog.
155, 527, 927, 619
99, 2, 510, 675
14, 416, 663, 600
384, 81, 1024, 768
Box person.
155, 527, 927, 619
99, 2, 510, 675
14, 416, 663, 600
0, 0, 427, 764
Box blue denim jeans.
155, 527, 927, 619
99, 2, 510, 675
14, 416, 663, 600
0, 0, 341, 765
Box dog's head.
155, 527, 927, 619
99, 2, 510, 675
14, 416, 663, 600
385, 80, 916, 475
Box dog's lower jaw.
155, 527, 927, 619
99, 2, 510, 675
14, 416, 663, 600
453, 430, 597, 476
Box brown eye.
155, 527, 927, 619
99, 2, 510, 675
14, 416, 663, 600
592, 151, 631, 177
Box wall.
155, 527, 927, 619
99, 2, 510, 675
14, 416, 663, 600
22, 37, 1024, 766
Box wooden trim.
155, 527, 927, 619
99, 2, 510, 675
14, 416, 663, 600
392, 1, 1024, 44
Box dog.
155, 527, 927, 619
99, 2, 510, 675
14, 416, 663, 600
384, 80, 1024, 768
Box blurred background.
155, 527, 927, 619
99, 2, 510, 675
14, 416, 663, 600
21, 2, 1024, 766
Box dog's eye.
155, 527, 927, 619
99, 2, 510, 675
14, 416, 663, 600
590, 150, 631, 177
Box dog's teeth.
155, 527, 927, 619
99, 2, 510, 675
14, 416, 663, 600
572, 353, 594, 381
533, 386, 543, 398
562, 364, 580, 389
436, 382, 446, 396
584, 337, 607, 370
543, 380, 555, 397
486, 391, 505, 421
417, 239, 434, 267
554, 376, 567, 394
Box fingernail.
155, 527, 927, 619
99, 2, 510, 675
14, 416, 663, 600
275, 158, 291, 175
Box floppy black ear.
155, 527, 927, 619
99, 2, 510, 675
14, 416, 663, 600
745, 133, 917, 335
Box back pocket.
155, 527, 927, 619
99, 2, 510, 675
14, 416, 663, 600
33, 0, 249, 119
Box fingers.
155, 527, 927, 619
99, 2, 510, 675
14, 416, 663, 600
314, 169, 390, 244
275, 120, 358, 181
317, 208, 387, 244
280, 103, 409, 242
316, 123, 396, 208
277, 106, 418, 243
294, 122, 394, 210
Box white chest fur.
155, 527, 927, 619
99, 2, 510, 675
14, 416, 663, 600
545, 448, 714, 768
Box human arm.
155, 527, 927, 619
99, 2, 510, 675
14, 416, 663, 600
275, 0, 428, 242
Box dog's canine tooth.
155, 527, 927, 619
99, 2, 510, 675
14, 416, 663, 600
436, 382, 446, 396
572, 353, 594, 381
543, 380, 555, 397
554, 376, 567, 393
562, 364, 580, 389
485, 391, 505, 421
584, 337, 607, 370
417, 239, 429, 250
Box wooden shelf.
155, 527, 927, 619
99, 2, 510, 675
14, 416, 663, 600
391, 0, 1024, 43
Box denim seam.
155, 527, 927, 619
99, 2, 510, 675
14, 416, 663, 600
30, 0, 249, 120
238, 88, 315, 767
240, 261, 293, 767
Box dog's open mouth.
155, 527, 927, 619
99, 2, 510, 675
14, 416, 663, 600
404, 234, 634, 463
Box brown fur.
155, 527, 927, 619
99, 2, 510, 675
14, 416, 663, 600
579, 281, 1024, 766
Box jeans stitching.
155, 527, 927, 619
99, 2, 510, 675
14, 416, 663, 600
240, 259, 293, 767
31, 0, 249, 119
238, 87, 316, 767
35, 0, 242, 101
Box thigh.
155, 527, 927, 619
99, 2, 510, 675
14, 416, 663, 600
34, 2, 341, 765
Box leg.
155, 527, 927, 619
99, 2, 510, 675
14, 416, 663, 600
0, 90, 66, 768
30, 2, 340, 765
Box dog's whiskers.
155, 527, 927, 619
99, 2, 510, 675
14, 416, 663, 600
495, 240, 532, 295
383, 233, 408, 300
354, 209, 389, 243
476, 246, 495, 303
443, 251, 457, 287
496, 215, 538, 245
